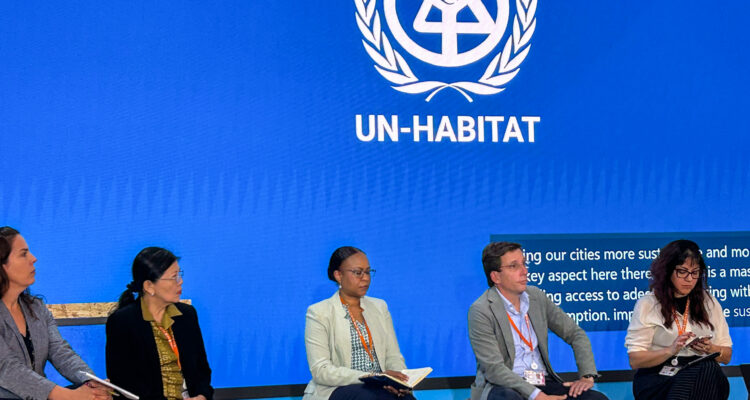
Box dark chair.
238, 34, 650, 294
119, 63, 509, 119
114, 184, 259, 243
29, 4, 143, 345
741, 364, 750, 392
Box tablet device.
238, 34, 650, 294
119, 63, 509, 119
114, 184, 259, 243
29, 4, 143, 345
80, 371, 140, 400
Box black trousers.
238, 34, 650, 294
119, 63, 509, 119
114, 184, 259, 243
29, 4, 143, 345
633, 358, 729, 400
330, 383, 417, 400
488, 380, 609, 400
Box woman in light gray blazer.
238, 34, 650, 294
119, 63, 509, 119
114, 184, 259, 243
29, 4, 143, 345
0, 227, 110, 400
303, 246, 415, 400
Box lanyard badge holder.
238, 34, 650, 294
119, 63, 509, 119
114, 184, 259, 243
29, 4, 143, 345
659, 363, 681, 376
156, 325, 189, 398
508, 312, 545, 386
659, 300, 690, 377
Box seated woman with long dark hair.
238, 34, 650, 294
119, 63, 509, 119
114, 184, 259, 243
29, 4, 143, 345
106, 247, 213, 400
303, 246, 416, 400
625, 240, 732, 400
0, 227, 110, 400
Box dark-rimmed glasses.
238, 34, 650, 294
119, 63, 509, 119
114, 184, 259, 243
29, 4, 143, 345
343, 269, 376, 278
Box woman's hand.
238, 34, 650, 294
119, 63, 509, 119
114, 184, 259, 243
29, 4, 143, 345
688, 337, 713, 354
50, 384, 112, 400
84, 381, 112, 396
383, 370, 408, 382
668, 332, 695, 355
79, 382, 113, 400
383, 370, 412, 397
629, 332, 698, 369
382, 385, 412, 398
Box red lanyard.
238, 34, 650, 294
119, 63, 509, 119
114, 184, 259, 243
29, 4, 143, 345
157, 326, 182, 370
674, 298, 691, 335
507, 312, 534, 352
340, 296, 375, 362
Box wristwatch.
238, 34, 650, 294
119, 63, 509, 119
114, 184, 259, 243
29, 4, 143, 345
582, 374, 598, 381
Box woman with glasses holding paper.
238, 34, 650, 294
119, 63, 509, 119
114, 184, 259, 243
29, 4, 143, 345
0, 227, 111, 400
303, 246, 417, 400
106, 247, 213, 400
625, 240, 732, 400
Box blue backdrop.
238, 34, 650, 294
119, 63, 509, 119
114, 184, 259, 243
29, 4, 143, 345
1, 0, 749, 388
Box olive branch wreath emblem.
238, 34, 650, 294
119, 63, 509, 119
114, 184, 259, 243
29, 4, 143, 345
354, 0, 537, 102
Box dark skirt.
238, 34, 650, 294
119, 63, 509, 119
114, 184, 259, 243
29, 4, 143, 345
633, 356, 729, 400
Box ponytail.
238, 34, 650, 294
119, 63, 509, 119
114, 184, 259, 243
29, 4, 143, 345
114, 281, 139, 312
114, 247, 178, 313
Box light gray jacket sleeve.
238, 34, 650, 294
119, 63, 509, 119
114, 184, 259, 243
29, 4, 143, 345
0, 330, 57, 400
0, 299, 92, 400
305, 305, 364, 386
536, 289, 598, 377
41, 303, 93, 385
377, 300, 407, 372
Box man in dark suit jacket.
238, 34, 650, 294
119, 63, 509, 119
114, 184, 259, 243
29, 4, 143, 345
468, 242, 609, 400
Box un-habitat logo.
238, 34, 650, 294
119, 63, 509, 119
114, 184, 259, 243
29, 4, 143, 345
355, 0, 537, 102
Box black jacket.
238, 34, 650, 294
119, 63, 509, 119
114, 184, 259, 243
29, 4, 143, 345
105, 301, 213, 400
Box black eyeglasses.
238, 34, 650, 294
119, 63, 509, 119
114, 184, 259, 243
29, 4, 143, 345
343, 269, 376, 278
674, 268, 700, 279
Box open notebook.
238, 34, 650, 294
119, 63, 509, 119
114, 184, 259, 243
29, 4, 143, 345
359, 367, 433, 390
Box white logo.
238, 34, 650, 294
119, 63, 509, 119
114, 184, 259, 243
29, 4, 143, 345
355, 0, 537, 101
386, 0, 508, 67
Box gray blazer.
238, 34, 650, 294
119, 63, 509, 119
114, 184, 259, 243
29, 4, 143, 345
302, 291, 407, 400
0, 297, 93, 400
467, 286, 598, 400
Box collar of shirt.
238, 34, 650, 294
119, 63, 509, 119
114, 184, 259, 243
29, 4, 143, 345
140, 296, 183, 329
340, 298, 366, 320
495, 287, 530, 316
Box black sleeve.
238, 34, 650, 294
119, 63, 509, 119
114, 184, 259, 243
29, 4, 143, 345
106, 310, 165, 400
183, 306, 213, 400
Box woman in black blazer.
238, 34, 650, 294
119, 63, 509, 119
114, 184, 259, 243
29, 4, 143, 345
106, 247, 212, 400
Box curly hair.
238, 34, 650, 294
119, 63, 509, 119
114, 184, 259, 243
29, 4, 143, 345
649, 239, 713, 330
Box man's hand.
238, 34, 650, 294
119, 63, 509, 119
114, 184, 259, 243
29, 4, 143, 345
562, 377, 594, 398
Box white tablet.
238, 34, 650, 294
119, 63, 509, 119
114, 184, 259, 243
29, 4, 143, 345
80, 371, 140, 400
